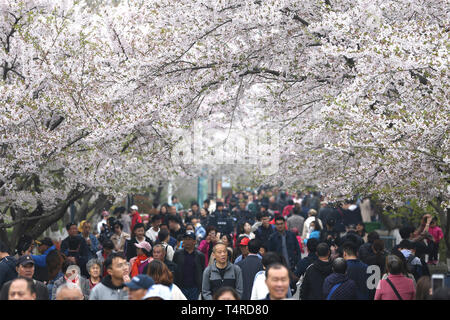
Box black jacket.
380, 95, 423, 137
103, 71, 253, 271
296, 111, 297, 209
60, 235, 90, 277
172, 249, 205, 290
208, 210, 234, 235
1, 278, 49, 300
125, 236, 152, 261
294, 252, 318, 278
300, 259, 333, 300
233, 209, 256, 228
268, 230, 301, 270
236, 254, 263, 300
255, 224, 275, 248
0, 256, 17, 288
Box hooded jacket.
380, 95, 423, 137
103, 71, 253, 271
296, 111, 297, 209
88, 275, 128, 300
300, 259, 333, 300
323, 273, 358, 300
202, 261, 243, 300
0, 256, 17, 288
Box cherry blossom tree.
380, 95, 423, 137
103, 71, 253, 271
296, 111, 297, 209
0, 0, 448, 255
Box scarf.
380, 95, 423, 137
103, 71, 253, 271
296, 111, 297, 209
64, 274, 79, 284
131, 254, 148, 277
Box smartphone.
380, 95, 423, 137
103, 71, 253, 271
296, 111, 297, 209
431, 274, 445, 292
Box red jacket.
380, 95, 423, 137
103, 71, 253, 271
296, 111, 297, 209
130, 212, 142, 232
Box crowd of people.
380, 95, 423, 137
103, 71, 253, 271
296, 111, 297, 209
0, 188, 448, 300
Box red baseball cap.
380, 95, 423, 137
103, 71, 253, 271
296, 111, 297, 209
239, 237, 250, 246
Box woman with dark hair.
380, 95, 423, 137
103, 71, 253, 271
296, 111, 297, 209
356, 222, 368, 243
375, 255, 416, 300
146, 260, 187, 300
384, 248, 417, 286
415, 276, 431, 300
110, 220, 130, 255
213, 286, 240, 300
198, 226, 218, 266
125, 222, 152, 261
219, 233, 235, 263
365, 239, 387, 274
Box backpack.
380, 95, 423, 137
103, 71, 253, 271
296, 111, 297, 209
406, 255, 422, 280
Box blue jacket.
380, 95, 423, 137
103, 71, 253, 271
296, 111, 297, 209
323, 273, 358, 300
346, 259, 369, 300
268, 230, 301, 270
86, 234, 100, 260
31, 245, 56, 268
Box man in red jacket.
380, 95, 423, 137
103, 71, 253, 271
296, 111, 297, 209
130, 205, 142, 233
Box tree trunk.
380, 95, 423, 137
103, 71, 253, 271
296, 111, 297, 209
0, 188, 87, 250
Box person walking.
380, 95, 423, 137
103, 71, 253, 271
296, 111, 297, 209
172, 231, 205, 300
236, 239, 263, 300
202, 242, 243, 300
323, 258, 358, 300
375, 255, 416, 300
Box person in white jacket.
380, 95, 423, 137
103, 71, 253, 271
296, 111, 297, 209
251, 252, 287, 300
301, 209, 323, 239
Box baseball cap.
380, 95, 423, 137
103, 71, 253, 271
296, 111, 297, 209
35, 237, 53, 247
124, 274, 155, 290
239, 237, 250, 246
183, 231, 196, 240
143, 284, 172, 300
17, 255, 35, 267
216, 202, 224, 207
130, 205, 139, 211
135, 241, 152, 252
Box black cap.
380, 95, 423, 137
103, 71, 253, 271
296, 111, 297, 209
216, 202, 224, 208
36, 237, 53, 247
183, 231, 196, 240
16, 255, 35, 267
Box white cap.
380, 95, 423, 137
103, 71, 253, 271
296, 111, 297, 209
130, 205, 138, 210
143, 284, 172, 300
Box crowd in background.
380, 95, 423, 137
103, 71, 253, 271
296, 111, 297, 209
0, 187, 448, 300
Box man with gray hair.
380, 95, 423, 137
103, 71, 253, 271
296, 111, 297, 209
55, 283, 84, 300
322, 258, 358, 300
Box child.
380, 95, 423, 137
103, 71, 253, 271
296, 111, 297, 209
428, 217, 443, 265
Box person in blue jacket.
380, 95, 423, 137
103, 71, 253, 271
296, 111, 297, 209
31, 238, 56, 268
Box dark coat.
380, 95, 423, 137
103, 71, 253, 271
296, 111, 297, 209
342, 207, 363, 227
1, 278, 49, 300
172, 249, 205, 291
60, 235, 90, 277
294, 252, 318, 278
125, 236, 152, 261
267, 230, 301, 270
208, 211, 234, 235
236, 254, 263, 300
323, 273, 358, 300
0, 256, 17, 288
255, 224, 275, 248
346, 259, 369, 300
300, 259, 333, 300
